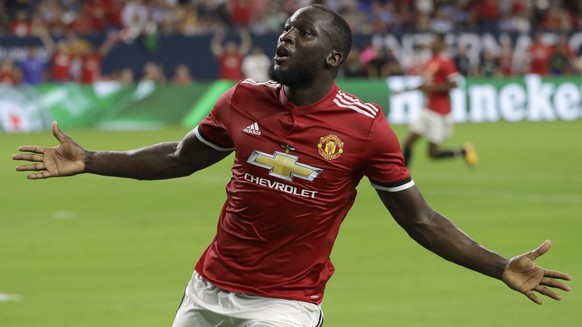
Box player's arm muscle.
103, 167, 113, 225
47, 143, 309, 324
376, 187, 508, 279
86, 129, 231, 180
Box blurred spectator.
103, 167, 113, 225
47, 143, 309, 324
527, 32, 552, 76
542, 2, 573, 32
476, 0, 500, 32
122, 0, 149, 31
242, 46, 270, 82
359, 42, 377, 69
171, 64, 194, 85
178, 3, 210, 36
0, 59, 22, 85
10, 10, 32, 37
76, 32, 119, 84
367, 46, 403, 77
497, 38, 515, 76
548, 34, 575, 75
17, 47, 49, 85
478, 49, 498, 77
39, 30, 74, 82
140, 61, 166, 83
229, 0, 253, 27
430, 4, 454, 33
339, 47, 366, 78
453, 45, 471, 76
3, 0, 582, 81
119, 67, 135, 85
211, 27, 251, 81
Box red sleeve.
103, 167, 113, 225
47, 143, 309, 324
196, 86, 236, 149
363, 112, 413, 192
444, 58, 457, 77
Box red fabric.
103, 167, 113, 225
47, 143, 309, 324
218, 52, 244, 81
9, 21, 32, 37
78, 53, 102, 84
528, 43, 551, 75
477, 0, 499, 20
421, 54, 458, 114
194, 81, 410, 304
230, 0, 253, 25
51, 50, 73, 82
0, 70, 20, 85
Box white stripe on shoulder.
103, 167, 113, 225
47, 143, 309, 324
193, 126, 235, 152
333, 98, 375, 118
333, 91, 379, 118
371, 179, 415, 192
241, 78, 280, 88
337, 91, 379, 115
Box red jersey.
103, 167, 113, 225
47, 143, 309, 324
218, 53, 244, 81
421, 54, 458, 115
194, 80, 412, 304
79, 53, 102, 84
0, 70, 20, 85
51, 50, 73, 82
528, 43, 551, 76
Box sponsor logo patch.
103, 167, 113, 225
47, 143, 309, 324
243, 122, 261, 135
317, 134, 344, 160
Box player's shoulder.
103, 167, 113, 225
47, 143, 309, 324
238, 78, 281, 92
230, 78, 281, 102
332, 88, 382, 120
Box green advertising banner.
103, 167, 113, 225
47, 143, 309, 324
1, 76, 581, 133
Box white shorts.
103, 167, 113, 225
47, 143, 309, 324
172, 272, 324, 327
409, 109, 453, 144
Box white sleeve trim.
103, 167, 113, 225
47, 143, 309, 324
371, 179, 415, 192
193, 126, 235, 152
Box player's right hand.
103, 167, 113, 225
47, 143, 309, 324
13, 121, 86, 179
501, 240, 571, 305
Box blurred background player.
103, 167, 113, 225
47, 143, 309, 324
400, 33, 477, 169
210, 27, 251, 82
242, 46, 271, 82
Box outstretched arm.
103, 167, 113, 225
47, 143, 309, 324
13, 121, 232, 180
210, 29, 226, 57
377, 186, 571, 304
237, 27, 252, 55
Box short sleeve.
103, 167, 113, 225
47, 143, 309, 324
195, 86, 236, 151
363, 113, 414, 192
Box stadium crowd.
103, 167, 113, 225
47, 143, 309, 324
1, 0, 582, 85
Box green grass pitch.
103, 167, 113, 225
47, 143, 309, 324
1, 120, 580, 326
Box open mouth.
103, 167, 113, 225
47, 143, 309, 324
274, 46, 290, 62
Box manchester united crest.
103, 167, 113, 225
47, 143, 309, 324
317, 134, 344, 160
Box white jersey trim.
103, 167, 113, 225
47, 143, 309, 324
371, 179, 415, 192
193, 126, 235, 152
333, 91, 379, 118
240, 78, 280, 88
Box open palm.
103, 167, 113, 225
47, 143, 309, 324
501, 240, 571, 304
13, 121, 86, 179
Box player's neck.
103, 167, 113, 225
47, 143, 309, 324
283, 80, 334, 107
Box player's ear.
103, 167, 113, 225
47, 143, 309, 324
326, 50, 343, 68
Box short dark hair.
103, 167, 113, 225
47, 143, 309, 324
311, 4, 352, 65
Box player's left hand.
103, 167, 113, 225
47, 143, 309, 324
501, 240, 571, 304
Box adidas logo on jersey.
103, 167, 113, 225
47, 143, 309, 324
243, 122, 261, 135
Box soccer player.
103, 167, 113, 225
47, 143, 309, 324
13, 5, 571, 327
400, 32, 477, 169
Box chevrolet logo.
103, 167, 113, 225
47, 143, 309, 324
247, 150, 322, 181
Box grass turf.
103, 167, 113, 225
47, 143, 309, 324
1, 120, 580, 326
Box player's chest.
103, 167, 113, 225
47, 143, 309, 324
230, 110, 362, 179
